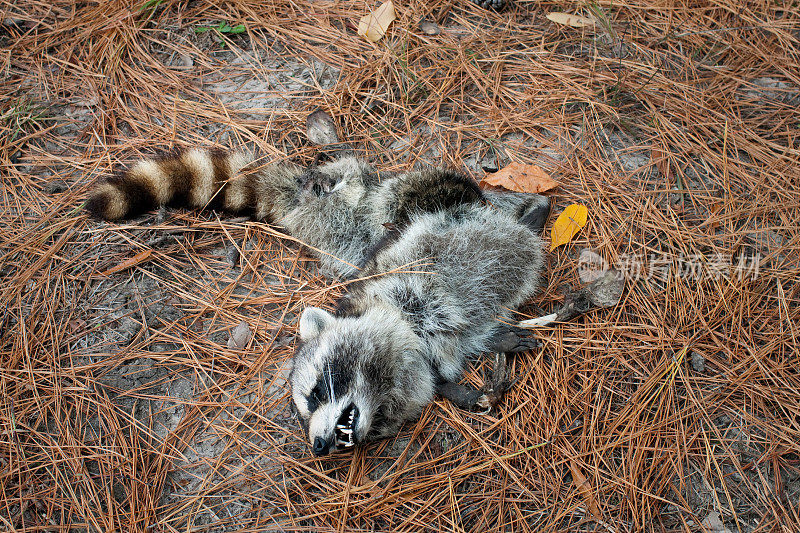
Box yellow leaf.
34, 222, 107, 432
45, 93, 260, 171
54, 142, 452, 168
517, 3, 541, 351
550, 204, 588, 251
357, 0, 396, 43
479, 162, 559, 194
546, 12, 596, 28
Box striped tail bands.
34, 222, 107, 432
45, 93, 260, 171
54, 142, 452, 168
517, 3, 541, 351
86, 148, 256, 221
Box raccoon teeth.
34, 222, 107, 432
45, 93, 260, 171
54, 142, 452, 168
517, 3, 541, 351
340, 428, 352, 434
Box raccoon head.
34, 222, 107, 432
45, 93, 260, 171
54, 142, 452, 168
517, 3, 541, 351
289, 306, 432, 456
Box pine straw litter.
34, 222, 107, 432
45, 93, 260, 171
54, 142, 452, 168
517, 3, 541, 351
1, 0, 799, 531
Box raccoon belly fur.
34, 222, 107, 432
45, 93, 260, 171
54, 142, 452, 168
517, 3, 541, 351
87, 148, 548, 455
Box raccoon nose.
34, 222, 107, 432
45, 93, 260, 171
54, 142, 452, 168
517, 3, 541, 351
313, 437, 330, 456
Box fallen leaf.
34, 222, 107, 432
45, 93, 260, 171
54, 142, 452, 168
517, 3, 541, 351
227, 321, 252, 350
569, 459, 602, 521
546, 12, 596, 28
650, 146, 672, 178
479, 162, 559, 194
99, 249, 152, 276
550, 204, 588, 251
357, 0, 395, 43
68, 319, 86, 333
700, 511, 733, 533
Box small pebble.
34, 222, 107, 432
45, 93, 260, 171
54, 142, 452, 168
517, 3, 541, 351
44, 180, 68, 194
419, 20, 440, 35
471, 0, 505, 10
690, 351, 705, 372
227, 320, 252, 350
306, 109, 340, 146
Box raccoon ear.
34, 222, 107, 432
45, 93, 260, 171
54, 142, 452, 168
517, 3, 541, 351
299, 307, 335, 340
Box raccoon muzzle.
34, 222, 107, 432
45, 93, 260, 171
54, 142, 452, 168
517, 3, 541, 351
86, 148, 255, 220
312, 436, 331, 456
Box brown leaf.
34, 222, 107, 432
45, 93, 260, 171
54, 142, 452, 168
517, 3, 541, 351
650, 146, 672, 178
479, 162, 559, 194
546, 12, 596, 28
68, 319, 86, 333
569, 459, 602, 521
98, 249, 152, 277
227, 321, 252, 350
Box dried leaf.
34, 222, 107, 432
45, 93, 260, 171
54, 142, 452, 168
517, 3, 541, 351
227, 320, 252, 350
650, 146, 672, 178
708, 200, 722, 229
357, 0, 395, 43
700, 511, 734, 533
569, 459, 602, 520
68, 319, 86, 333
479, 162, 559, 194
546, 12, 596, 28
550, 204, 588, 251
99, 249, 152, 276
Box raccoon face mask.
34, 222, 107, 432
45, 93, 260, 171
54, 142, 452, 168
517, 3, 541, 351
290, 306, 433, 456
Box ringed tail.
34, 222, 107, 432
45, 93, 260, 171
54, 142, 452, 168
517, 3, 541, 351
86, 148, 278, 221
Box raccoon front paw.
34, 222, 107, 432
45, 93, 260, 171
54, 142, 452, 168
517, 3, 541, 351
436, 354, 515, 412
470, 0, 506, 10
436, 380, 485, 411
297, 168, 338, 200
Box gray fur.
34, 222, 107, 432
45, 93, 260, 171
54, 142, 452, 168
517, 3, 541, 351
280, 157, 547, 454
88, 151, 548, 455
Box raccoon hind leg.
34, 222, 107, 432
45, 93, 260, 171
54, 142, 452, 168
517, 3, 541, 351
484, 190, 550, 233
487, 323, 539, 353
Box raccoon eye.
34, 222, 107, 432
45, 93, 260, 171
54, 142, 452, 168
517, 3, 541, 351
306, 381, 327, 412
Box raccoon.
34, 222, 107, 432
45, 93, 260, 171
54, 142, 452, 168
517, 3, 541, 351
87, 149, 549, 456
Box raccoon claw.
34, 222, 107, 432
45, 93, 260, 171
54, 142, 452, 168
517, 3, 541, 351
475, 394, 492, 414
